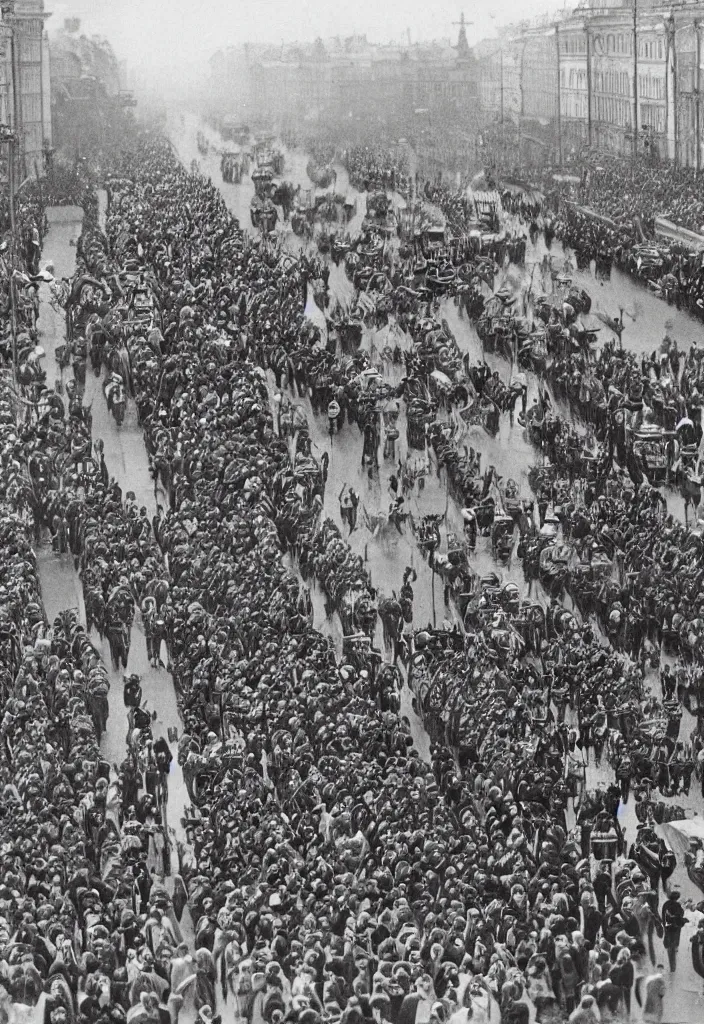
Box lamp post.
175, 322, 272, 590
633, 0, 639, 161
585, 22, 592, 148
695, 19, 701, 173
556, 24, 563, 166
1, 122, 19, 375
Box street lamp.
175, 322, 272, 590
0, 121, 20, 374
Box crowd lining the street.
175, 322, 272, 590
5, 122, 704, 1024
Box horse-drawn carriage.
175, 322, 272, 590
332, 315, 364, 356
405, 387, 438, 450
426, 263, 456, 294
250, 197, 278, 234
491, 510, 514, 563
306, 160, 337, 190
519, 330, 548, 373
462, 574, 514, 624
477, 313, 515, 362
411, 512, 443, 560
291, 198, 315, 237
569, 543, 614, 611
126, 278, 160, 332
631, 825, 677, 887
252, 166, 274, 199
512, 603, 546, 654
632, 424, 669, 484
221, 150, 244, 184
539, 542, 576, 596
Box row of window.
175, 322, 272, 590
639, 74, 665, 99
548, 32, 665, 60
550, 66, 665, 101
594, 95, 632, 127
594, 70, 630, 96
561, 36, 587, 56
591, 34, 664, 59
641, 102, 665, 133
564, 70, 587, 91
556, 97, 666, 134
563, 96, 588, 119
595, 33, 633, 57
640, 39, 664, 60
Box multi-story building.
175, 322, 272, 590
0, 0, 52, 177
473, 0, 704, 167
50, 20, 129, 162
473, 37, 521, 123
208, 22, 479, 151
560, 23, 589, 156
520, 26, 560, 164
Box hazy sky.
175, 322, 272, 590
48, 0, 569, 75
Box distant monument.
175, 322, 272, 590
454, 12, 472, 61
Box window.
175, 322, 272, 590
607, 34, 615, 53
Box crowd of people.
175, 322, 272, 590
527, 159, 704, 320
0, 337, 189, 1024
344, 148, 412, 198
4, 117, 704, 1024
61, 132, 704, 1024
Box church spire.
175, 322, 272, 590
454, 12, 471, 61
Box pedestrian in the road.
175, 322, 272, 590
641, 966, 666, 1023
662, 891, 687, 972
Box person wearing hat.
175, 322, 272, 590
661, 890, 687, 972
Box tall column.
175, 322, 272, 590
697, 20, 702, 172
665, 17, 677, 164
585, 24, 592, 147
556, 25, 563, 165
633, 0, 639, 160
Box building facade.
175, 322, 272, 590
50, 20, 131, 165
208, 25, 479, 149
474, 0, 704, 169
0, 0, 52, 178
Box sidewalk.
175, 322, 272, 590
35, 205, 191, 857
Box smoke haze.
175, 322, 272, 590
47, 0, 569, 91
